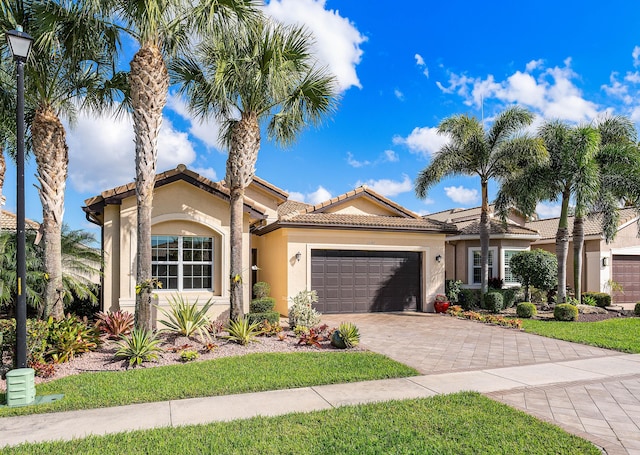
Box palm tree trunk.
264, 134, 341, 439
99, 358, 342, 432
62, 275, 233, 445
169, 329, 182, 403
130, 43, 169, 330
573, 215, 585, 300
226, 112, 260, 320
32, 106, 68, 319
555, 188, 571, 304
479, 179, 490, 295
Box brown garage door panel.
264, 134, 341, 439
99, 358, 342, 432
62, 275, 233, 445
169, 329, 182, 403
612, 255, 640, 304
311, 250, 421, 314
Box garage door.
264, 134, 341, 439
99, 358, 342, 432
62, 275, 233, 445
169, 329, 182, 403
311, 250, 421, 313
612, 255, 640, 303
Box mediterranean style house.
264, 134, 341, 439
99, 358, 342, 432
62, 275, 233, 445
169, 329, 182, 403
83, 165, 458, 320
429, 206, 640, 304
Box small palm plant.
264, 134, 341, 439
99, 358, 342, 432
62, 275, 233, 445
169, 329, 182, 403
156, 294, 213, 341
115, 328, 163, 367
223, 317, 262, 346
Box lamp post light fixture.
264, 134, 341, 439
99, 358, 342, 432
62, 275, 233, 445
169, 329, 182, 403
7, 25, 33, 370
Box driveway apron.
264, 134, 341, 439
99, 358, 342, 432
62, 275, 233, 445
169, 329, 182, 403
322, 313, 640, 455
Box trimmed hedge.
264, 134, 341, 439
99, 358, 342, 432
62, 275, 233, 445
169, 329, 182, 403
483, 292, 504, 313
458, 288, 479, 310
246, 311, 280, 326
582, 292, 611, 308
554, 303, 578, 321
0, 318, 50, 366
635, 302, 640, 316
516, 302, 537, 319
250, 297, 276, 313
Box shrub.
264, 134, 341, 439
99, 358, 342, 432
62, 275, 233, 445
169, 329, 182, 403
288, 290, 321, 329
249, 297, 276, 313
488, 277, 503, 290
554, 303, 578, 321
223, 317, 262, 345
500, 288, 519, 309
458, 288, 478, 310
634, 302, 640, 316
581, 295, 597, 306
516, 302, 537, 319
115, 328, 163, 367
253, 281, 271, 299
582, 292, 611, 308
246, 311, 280, 326
259, 319, 283, 337
483, 292, 504, 313
445, 279, 463, 304
330, 322, 360, 349
510, 249, 558, 302
297, 324, 329, 348
28, 360, 56, 378
95, 310, 134, 340
0, 318, 50, 366
179, 350, 199, 362
46, 315, 102, 363
156, 294, 213, 340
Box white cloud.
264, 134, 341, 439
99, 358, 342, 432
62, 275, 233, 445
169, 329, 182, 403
287, 191, 305, 202
383, 149, 399, 162
346, 151, 370, 168
288, 186, 332, 204
415, 54, 425, 66
444, 186, 479, 204
536, 202, 561, 219
190, 167, 217, 181
355, 175, 412, 197
166, 92, 224, 151
633, 46, 640, 67
393, 126, 448, 157
67, 112, 196, 194
263, 0, 366, 92
394, 89, 404, 100
525, 59, 544, 72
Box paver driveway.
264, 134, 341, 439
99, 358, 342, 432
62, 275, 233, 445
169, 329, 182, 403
322, 312, 640, 455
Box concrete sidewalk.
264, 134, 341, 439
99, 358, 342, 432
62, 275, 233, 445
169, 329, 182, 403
2, 353, 640, 453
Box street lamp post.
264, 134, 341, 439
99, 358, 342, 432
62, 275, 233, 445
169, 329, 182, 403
6, 26, 33, 369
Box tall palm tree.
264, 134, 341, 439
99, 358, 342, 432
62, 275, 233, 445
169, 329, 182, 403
1, 1, 120, 319
496, 121, 600, 303
101, 0, 258, 330
415, 106, 546, 294
171, 17, 338, 319
572, 116, 639, 298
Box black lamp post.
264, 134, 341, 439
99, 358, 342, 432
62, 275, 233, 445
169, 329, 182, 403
6, 26, 33, 369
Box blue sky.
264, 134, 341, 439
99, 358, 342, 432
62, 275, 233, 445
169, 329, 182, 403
4, 0, 640, 236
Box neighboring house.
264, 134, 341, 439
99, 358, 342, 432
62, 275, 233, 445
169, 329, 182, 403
83, 165, 458, 320
430, 205, 640, 304
0, 210, 41, 232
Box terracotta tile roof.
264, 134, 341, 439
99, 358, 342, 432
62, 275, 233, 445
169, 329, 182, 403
258, 212, 458, 233
457, 220, 540, 236
526, 207, 640, 241
277, 200, 310, 217
0, 210, 40, 231
428, 206, 488, 223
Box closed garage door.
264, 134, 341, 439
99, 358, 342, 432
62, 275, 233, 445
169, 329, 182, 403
612, 255, 640, 303
311, 250, 421, 313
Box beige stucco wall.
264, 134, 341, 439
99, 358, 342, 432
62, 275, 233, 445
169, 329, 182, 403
254, 227, 446, 314
102, 180, 253, 323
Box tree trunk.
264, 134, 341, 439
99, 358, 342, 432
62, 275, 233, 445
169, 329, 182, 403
572, 215, 584, 301
130, 43, 168, 330
479, 179, 490, 295
32, 106, 68, 319
555, 189, 571, 304
226, 112, 260, 319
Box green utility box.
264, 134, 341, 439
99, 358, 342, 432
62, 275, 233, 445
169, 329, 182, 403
6, 368, 35, 407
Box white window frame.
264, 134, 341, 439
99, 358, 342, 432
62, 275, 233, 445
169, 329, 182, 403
152, 235, 214, 292
502, 247, 529, 287
468, 247, 498, 288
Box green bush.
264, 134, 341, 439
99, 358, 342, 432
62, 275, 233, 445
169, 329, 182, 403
582, 292, 611, 308
115, 328, 163, 367
445, 279, 463, 304
156, 294, 214, 339
288, 290, 321, 329
246, 311, 280, 326
179, 350, 199, 362
500, 288, 519, 309
554, 303, 578, 321
635, 302, 640, 316
0, 318, 49, 366
46, 315, 102, 363
483, 292, 504, 313
223, 317, 262, 345
253, 281, 271, 299
516, 302, 537, 319
581, 294, 597, 306
250, 297, 276, 313
458, 288, 478, 310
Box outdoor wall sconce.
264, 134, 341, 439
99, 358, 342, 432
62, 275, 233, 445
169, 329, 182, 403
295, 251, 302, 262
435, 254, 442, 263
602, 257, 609, 267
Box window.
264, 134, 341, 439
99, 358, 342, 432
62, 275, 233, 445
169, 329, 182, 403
468, 247, 497, 286
503, 248, 528, 285
152, 235, 213, 291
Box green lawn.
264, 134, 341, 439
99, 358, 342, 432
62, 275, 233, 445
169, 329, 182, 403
522, 317, 640, 353
0, 392, 599, 455
0, 351, 417, 417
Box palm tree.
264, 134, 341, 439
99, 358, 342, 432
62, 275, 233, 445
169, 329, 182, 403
171, 17, 338, 319
572, 116, 639, 298
415, 106, 546, 294
496, 121, 600, 303
101, 0, 259, 330
0, 1, 120, 319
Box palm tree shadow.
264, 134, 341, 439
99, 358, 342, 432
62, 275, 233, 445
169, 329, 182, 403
369, 256, 421, 312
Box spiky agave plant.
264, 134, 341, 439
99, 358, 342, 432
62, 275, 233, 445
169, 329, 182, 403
330, 322, 360, 349
115, 328, 163, 367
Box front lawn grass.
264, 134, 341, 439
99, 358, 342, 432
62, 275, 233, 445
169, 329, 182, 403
522, 317, 640, 353
0, 392, 600, 455
0, 352, 417, 417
